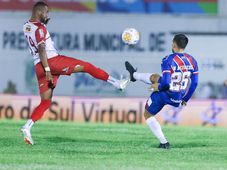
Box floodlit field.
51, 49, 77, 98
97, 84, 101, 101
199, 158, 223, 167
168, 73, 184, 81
0, 120, 227, 170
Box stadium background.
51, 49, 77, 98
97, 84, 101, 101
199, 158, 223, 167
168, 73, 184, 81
0, 0, 227, 127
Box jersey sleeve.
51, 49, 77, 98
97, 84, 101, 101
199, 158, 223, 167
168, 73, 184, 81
182, 73, 198, 102
192, 59, 199, 75
161, 56, 172, 73
158, 56, 171, 91
183, 57, 199, 102
35, 25, 47, 46
185, 53, 199, 74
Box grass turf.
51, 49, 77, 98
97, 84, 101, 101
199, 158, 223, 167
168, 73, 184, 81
0, 120, 227, 170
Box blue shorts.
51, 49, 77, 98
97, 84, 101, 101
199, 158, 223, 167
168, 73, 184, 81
145, 91, 181, 115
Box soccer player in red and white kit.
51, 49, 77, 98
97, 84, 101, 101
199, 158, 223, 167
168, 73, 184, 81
21, 1, 129, 145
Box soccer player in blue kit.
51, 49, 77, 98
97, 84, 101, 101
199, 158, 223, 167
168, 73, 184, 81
125, 34, 198, 149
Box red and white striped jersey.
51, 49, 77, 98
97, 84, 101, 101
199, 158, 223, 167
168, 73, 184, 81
23, 20, 58, 65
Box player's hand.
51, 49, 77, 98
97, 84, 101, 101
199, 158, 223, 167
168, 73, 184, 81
149, 83, 159, 92
45, 71, 55, 89
181, 100, 187, 106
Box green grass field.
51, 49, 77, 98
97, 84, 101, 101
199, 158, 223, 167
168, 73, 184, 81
0, 120, 227, 170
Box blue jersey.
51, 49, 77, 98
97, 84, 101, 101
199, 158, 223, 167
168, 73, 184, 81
158, 53, 199, 103
145, 53, 198, 115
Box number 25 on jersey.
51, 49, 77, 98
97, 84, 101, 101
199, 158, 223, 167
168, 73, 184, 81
170, 71, 191, 92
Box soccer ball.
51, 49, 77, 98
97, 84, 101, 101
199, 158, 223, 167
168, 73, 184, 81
122, 28, 140, 45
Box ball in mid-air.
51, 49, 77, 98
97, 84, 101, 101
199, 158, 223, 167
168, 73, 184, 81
122, 28, 140, 45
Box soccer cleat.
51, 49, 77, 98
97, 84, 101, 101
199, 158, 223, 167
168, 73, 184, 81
125, 61, 137, 82
20, 127, 34, 145
158, 142, 170, 149
118, 78, 130, 90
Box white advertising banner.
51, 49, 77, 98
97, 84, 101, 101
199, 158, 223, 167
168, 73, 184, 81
1, 94, 227, 127
0, 12, 227, 96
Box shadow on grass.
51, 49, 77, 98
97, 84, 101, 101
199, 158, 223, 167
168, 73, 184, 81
44, 136, 78, 143
171, 142, 208, 148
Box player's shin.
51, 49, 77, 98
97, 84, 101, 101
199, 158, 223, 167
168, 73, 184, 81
133, 72, 152, 84
31, 99, 52, 122
145, 115, 168, 144
82, 62, 129, 89
82, 63, 109, 81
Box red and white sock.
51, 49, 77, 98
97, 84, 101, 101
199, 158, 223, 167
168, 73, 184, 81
83, 62, 109, 81
31, 99, 52, 122
24, 119, 34, 130
24, 99, 51, 130
107, 76, 121, 88
82, 62, 122, 88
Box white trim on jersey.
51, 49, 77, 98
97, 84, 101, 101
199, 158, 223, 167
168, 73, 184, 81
37, 40, 45, 46
162, 70, 171, 74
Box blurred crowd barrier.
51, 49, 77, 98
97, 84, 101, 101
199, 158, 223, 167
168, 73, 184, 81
197, 82, 227, 99
1, 94, 227, 127
0, 0, 218, 14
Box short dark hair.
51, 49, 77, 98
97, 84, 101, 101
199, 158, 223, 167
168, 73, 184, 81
173, 34, 188, 49
33, 1, 48, 11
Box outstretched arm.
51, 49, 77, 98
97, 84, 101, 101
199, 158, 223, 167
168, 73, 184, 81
35, 25, 54, 89
38, 43, 50, 71
182, 73, 198, 102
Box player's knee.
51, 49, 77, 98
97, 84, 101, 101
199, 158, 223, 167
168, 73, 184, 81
73, 62, 93, 73
83, 62, 96, 72
41, 89, 53, 100
150, 74, 160, 84
73, 65, 84, 72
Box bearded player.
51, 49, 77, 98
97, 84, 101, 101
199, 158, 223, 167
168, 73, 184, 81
21, 1, 129, 145
125, 34, 198, 149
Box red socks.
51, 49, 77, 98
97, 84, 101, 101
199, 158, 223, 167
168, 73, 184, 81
31, 99, 51, 122
83, 62, 109, 81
